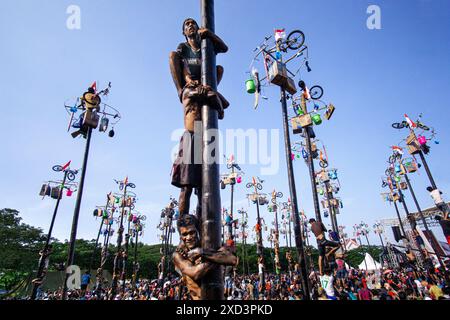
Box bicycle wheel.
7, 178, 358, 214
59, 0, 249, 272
67, 171, 76, 181
319, 160, 329, 168
52, 165, 63, 172
417, 122, 430, 131
257, 183, 263, 191
287, 30, 305, 50
310, 86, 324, 100
246, 182, 253, 189
392, 122, 405, 130
128, 183, 136, 189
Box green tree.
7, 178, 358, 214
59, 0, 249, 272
0, 208, 46, 290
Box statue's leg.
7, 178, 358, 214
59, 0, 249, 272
179, 186, 193, 216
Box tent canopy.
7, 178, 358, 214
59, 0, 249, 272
358, 252, 382, 270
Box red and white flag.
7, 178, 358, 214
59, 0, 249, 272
404, 114, 416, 129
61, 160, 71, 171
391, 146, 403, 154
90, 81, 97, 93
123, 176, 128, 185
274, 29, 286, 41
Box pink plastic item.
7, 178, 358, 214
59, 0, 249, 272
236, 176, 242, 184
418, 135, 427, 145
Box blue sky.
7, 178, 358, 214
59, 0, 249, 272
0, 0, 449, 249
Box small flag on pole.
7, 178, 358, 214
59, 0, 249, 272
90, 81, 97, 93
61, 160, 71, 171
274, 29, 286, 41
391, 146, 404, 154
404, 114, 417, 129
123, 176, 128, 185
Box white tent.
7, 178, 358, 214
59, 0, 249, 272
358, 253, 382, 271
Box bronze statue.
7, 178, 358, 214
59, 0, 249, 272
173, 214, 237, 300
169, 18, 229, 218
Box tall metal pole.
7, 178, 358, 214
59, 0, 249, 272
358, 236, 368, 271
302, 98, 322, 224
418, 150, 437, 189
89, 199, 109, 274
111, 184, 128, 298
254, 187, 265, 292
121, 213, 132, 293
324, 180, 338, 234
31, 170, 69, 300
133, 229, 139, 289
88, 218, 104, 274
404, 173, 445, 268
280, 89, 310, 299
62, 127, 93, 300
393, 200, 407, 239
378, 233, 385, 250
272, 192, 281, 277
397, 185, 425, 262
200, 0, 223, 300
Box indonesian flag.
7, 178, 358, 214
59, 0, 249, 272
252, 177, 257, 186
391, 146, 404, 154
123, 176, 128, 185
227, 154, 234, 165
303, 86, 311, 100
90, 81, 97, 93
61, 160, 71, 171
404, 114, 416, 129
274, 29, 286, 41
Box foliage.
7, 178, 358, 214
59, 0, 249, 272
0, 208, 46, 290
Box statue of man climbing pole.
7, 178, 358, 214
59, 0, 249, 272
169, 8, 236, 300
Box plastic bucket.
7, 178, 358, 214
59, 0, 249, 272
246, 79, 256, 94
418, 136, 427, 145
312, 113, 322, 125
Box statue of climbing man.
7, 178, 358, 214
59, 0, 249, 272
169, 17, 229, 220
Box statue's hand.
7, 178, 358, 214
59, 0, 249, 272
198, 28, 211, 40
186, 78, 199, 88
187, 248, 203, 261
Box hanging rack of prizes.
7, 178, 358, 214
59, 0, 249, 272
220, 155, 244, 189
64, 81, 122, 139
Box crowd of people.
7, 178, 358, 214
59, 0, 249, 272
23, 264, 449, 301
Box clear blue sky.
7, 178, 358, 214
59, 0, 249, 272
0, 0, 449, 249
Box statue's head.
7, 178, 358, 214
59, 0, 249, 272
182, 18, 199, 40
177, 214, 200, 250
